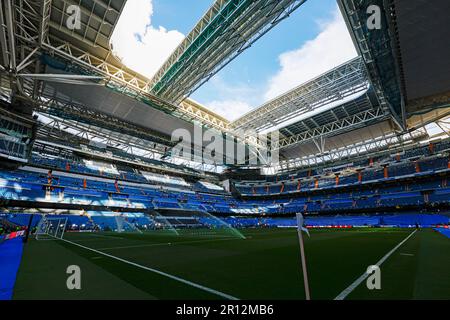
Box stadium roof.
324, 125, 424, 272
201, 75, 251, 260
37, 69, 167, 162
1, 0, 450, 172
148, 0, 308, 104
339, 0, 450, 124
2, 0, 233, 131
392, 0, 450, 113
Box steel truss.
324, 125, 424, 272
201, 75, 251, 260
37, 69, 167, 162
231, 57, 371, 131
4, 0, 233, 133
39, 0, 52, 45
0, 0, 17, 71
338, 0, 406, 130
275, 129, 428, 172
1, 0, 42, 95
273, 107, 388, 150
35, 117, 214, 177
1, 0, 423, 170
34, 93, 174, 148
39, 36, 233, 132
36, 112, 170, 158
177, 99, 229, 132
150, 0, 308, 104
41, 36, 177, 114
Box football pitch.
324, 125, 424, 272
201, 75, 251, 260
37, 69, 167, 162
12, 228, 450, 300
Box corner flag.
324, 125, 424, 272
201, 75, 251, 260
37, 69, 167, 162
296, 213, 310, 237
296, 213, 311, 300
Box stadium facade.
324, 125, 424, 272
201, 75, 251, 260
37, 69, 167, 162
0, 0, 449, 301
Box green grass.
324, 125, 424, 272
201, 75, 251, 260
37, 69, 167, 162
12, 228, 450, 300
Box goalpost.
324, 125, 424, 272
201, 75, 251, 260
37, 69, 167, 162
35, 215, 68, 240
114, 215, 142, 234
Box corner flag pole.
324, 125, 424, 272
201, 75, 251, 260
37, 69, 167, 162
296, 213, 311, 300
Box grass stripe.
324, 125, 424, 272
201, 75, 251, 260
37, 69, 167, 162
58, 237, 239, 300
334, 229, 418, 300
96, 237, 240, 251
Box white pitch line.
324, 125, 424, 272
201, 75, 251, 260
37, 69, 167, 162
334, 229, 418, 300
97, 237, 239, 251
84, 233, 125, 239
70, 239, 122, 243
58, 237, 239, 300
68, 233, 125, 241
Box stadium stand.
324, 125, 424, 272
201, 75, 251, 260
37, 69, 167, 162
2, 140, 449, 218
434, 227, 450, 239
6, 0, 450, 304
3, 212, 448, 231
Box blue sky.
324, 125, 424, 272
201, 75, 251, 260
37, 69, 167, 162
111, 0, 357, 121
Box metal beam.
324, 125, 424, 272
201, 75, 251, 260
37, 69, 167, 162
338, 0, 406, 130
36, 112, 169, 157
0, 1, 10, 68
274, 128, 428, 172
4, 0, 16, 70
231, 57, 369, 132
39, 0, 52, 45
150, 0, 308, 104
273, 107, 388, 150
34, 95, 175, 149
40, 38, 233, 131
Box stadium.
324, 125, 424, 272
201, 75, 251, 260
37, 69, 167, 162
0, 0, 449, 304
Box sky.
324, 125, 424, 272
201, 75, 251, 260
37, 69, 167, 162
110, 0, 358, 121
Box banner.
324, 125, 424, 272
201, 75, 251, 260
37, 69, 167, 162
2, 230, 26, 242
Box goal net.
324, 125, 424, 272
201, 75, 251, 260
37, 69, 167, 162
114, 215, 142, 233
35, 215, 68, 240
151, 209, 246, 239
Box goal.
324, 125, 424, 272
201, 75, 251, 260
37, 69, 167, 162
115, 215, 142, 233
35, 215, 68, 240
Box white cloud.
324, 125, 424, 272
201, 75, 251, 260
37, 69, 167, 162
110, 0, 185, 79
200, 75, 260, 120
110, 3, 357, 122
264, 8, 357, 101
200, 6, 357, 120
207, 100, 253, 121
